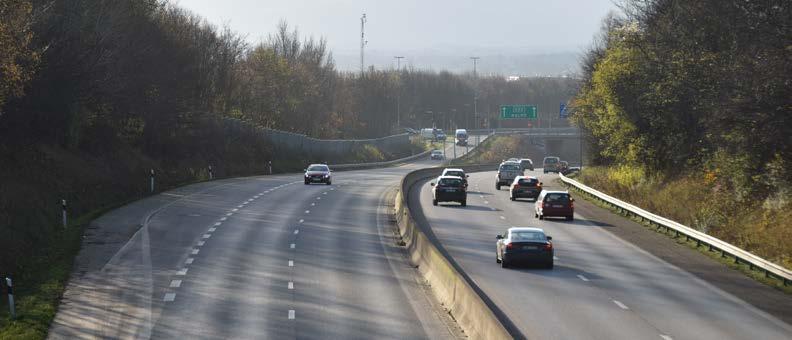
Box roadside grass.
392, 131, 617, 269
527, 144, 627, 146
0, 203, 126, 340
560, 175, 792, 294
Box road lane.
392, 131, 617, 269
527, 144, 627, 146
49, 135, 485, 339
412, 168, 792, 340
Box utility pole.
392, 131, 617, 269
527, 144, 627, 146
360, 14, 367, 75
470, 56, 480, 144
395, 56, 404, 129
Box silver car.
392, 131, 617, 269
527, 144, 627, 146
496, 161, 523, 190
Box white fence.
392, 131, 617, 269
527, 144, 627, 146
559, 173, 792, 286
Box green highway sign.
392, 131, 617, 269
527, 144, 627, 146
500, 105, 537, 119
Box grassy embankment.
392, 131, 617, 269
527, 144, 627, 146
0, 127, 423, 339
567, 166, 791, 292
451, 134, 544, 166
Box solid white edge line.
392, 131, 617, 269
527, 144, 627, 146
577, 274, 590, 282
163, 293, 176, 302
170, 280, 182, 288
659, 335, 673, 340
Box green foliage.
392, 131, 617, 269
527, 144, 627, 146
0, 0, 37, 112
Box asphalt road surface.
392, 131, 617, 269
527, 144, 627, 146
48, 138, 478, 340
413, 168, 792, 340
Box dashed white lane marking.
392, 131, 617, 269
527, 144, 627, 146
237, 205, 244, 208
577, 275, 590, 282
288, 260, 294, 267
484, 201, 490, 204
660, 335, 673, 340
202, 234, 211, 239
214, 222, 222, 226
299, 219, 304, 223
480, 195, 484, 198
242, 202, 248, 206
288, 282, 294, 290
305, 210, 310, 214
330, 188, 334, 191
613, 300, 629, 310
290, 243, 296, 249
247, 199, 254, 202
311, 203, 315, 206
259, 192, 265, 195
323, 192, 327, 195
197, 241, 205, 246
209, 227, 217, 233
191, 249, 200, 255
219, 217, 227, 221
170, 280, 182, 288
490, 207, 497, 211
288, 310, 295, 319
185, 258, 194, 265
294, 230, 299, 235
226, 212, 234, 216
316, 197, 321, 200
231, 208, 238, 212
163, 293, 176, 302
177, 268, 189, 275
499, 216, 506, 220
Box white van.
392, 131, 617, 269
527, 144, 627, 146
421, 128, 437, 140
455, 129, 468, 146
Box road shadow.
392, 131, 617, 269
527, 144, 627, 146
437, 204, 498, 212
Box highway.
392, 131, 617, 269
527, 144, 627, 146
48, 139, 475, 340
411, 169, 792, 340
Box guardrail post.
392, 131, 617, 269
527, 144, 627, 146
150, 169, 155, 193
268, 161, 273, 175
62, 199, 68, 228
208, 165, 213, 180
5, 277, 15, 319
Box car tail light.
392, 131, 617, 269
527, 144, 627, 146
513, 184, 520, 189
506, 243, 515, 249
542, 202, 547, 208
544, 243, 553, 251
537, 185, 542, 191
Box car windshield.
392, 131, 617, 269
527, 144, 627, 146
545, 193, 570, 203
521, 160, 532, 165
510, 231, 546, 241
544, 158, 559, 164
307, 165, 328, 172
500, 164, 520, 171
432, 151, 442, 155
445, 171, 464, 177
518, 178, 539, 186
438, 178, 464, 187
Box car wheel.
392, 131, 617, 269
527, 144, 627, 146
510, 195, 515, 201
495, 184, 501, 190
433, 199, 438, 206
535, 212, 539, 218
501, 258, 509, 268
539, 214, 544, 220
326, 181, 332, 185
304, 180, 309, 185
496, 253, 501, 264
546, 261, 554, 269
566, 215, 573, 221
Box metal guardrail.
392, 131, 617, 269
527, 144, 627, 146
329, 150, 433, 170
559, 173, 792, 286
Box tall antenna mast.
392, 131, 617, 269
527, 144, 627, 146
360, 13, 367, 74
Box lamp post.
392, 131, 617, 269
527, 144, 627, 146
471, 57, 480, 144
394, 56, 405, 129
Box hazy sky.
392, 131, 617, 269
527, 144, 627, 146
175, 0, 619, 72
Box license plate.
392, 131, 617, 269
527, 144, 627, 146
312, 178, 322, 181
522, 245, 538, 250
445, 189, 457, 192
553, 205, 564, 208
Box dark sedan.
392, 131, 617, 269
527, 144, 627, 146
496, 227, 554, 269
304, 164, 332, 185
431, 176, 467, 206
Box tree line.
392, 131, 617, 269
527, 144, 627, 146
572, 0, 791, 202
0, 0, 576, 150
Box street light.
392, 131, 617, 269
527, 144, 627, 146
470, 56, 480, 144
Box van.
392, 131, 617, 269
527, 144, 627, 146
455, 129, 468, 146
420, 128, 437, 140
542, 156, 561, 174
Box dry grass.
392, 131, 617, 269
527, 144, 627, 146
578, 166, 792, 270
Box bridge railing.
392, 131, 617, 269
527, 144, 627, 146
559, 172, 792, 286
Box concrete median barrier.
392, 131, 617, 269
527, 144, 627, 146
395, 164, 522, 340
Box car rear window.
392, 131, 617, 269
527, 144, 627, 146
308, 165, 329, 171
445, 171, 464, 177
500, 164, 520, 171
510, 231, 546, 241
438, 178, 464, 187
545, 193, 570, 203
518, 178, 539, 186
520, 160, 532, 166
544, 158, 559, 164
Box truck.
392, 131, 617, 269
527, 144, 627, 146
455, 129, 468, 146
